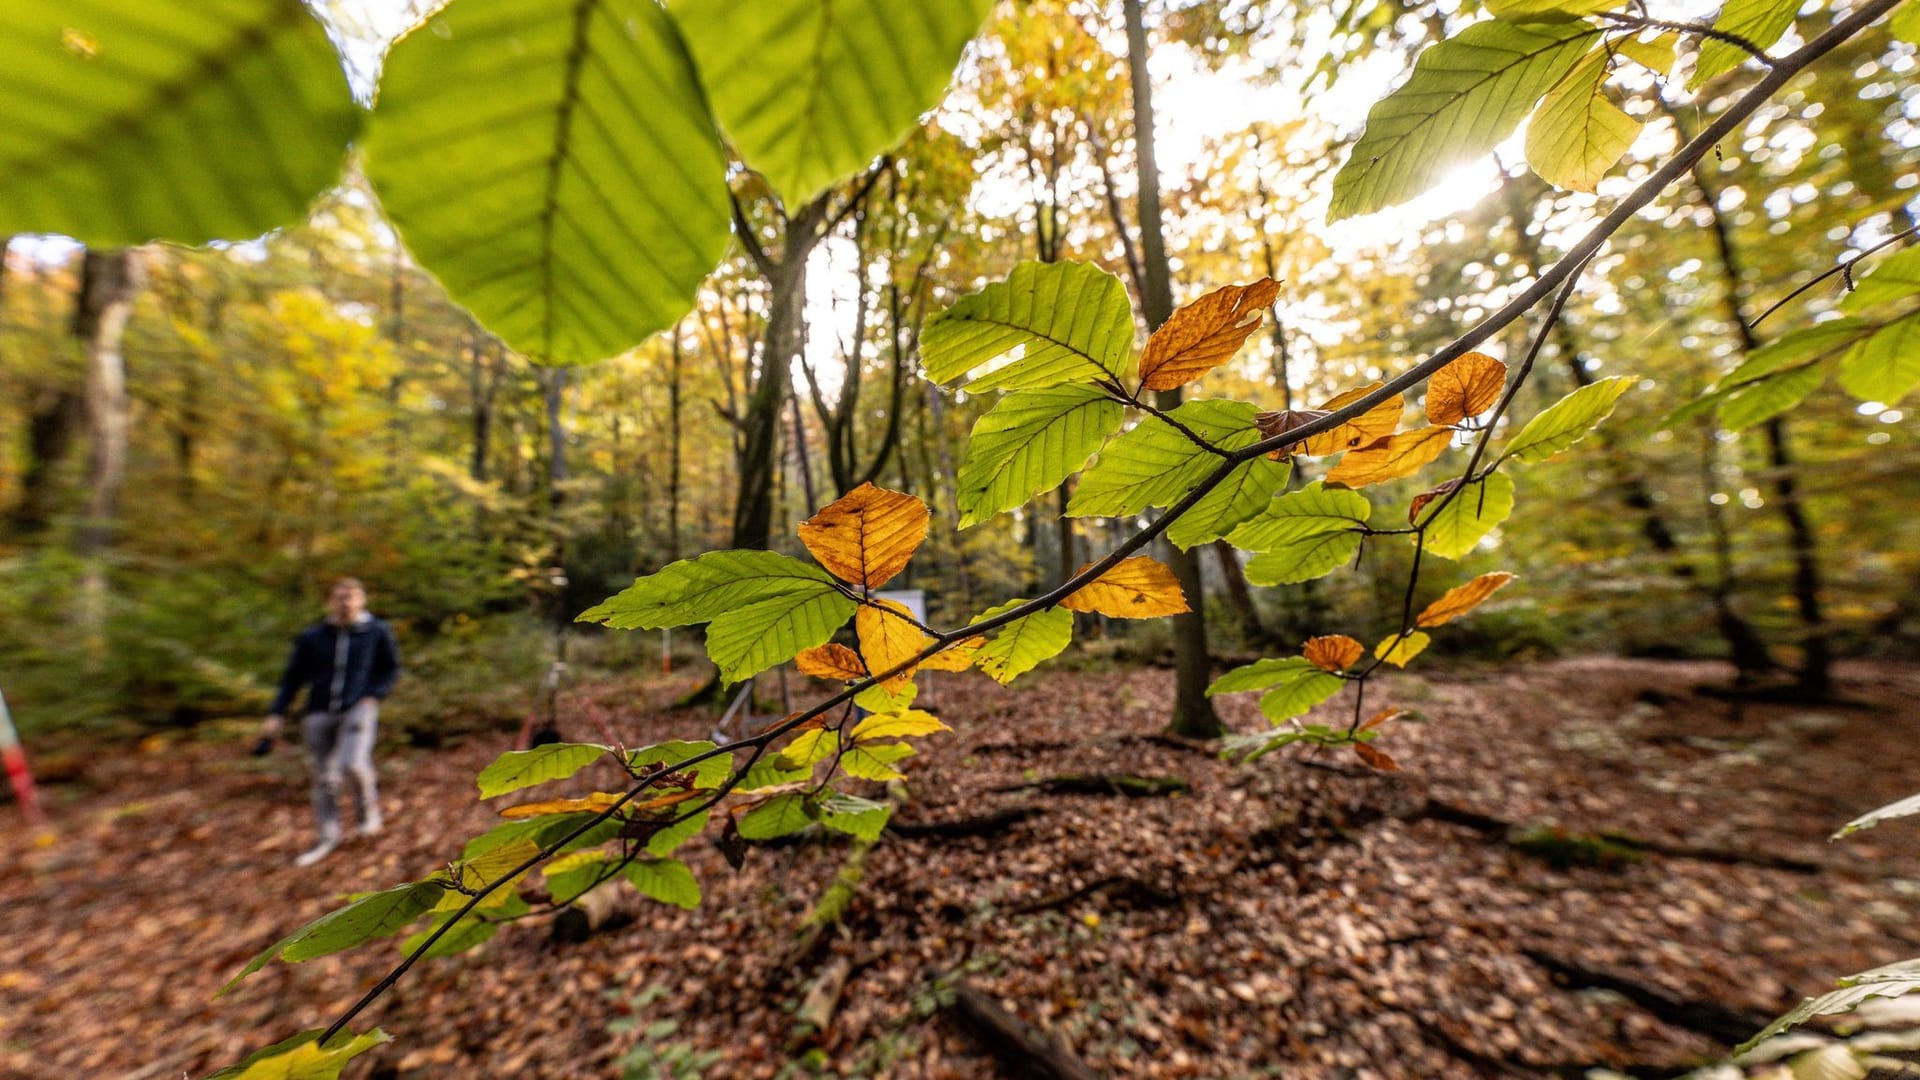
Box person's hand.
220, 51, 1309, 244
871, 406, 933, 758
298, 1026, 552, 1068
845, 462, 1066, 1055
253, 714, 284, 756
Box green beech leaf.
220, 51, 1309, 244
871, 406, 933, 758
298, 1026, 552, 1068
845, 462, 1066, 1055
1894, 3, 1920, 46
1243, 531, 1364, 586
1330, 19, 1598, 220
738, 792, 817, 840
1717, 362, 1825, 430
922, 261, 1137, 391
1067, 399, 1260, 521
1499, 375, 1633, 464
1523, 47, 1638, 193
580, 551, 856, 683
629, 740, 732, 789
221, 881, 447, 995
970, 600, 1074, 685
1207, 656, 1323, 697
461, 812, 621, 862
1422, 472, 1517, 559
1259, 671, 1346, 724
1721, 318, 1871, 388
1837, 313, 1920, 405
364, 0, 731, 366
1737, 960, 1920, 1056
737, 761, 811, 791
1487, 0, 1615, 20
957, 384, 1125, 526
402, 893, 529, 959
623, 858, 701, 909
841, 740, 914, 782
543, 852, 613, 905
644, 810, 710, 857
0, 0, 358, 248
820, 794, 892, 841
674, 0, 992, 210
1228, 482, 1372, 585
476, 743, 610, 799
1833, 793, 1920, 840
1692, 0, 1798, 87
1841, 246, 1920, 313
202, 1028, 390, 1080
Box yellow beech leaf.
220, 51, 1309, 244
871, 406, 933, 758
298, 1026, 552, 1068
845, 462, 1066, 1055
1139, 278, 1281, 391
1416, 571, 1517, 628
1425, 352, 1507, 426
1373, 631, 1431, 668
857, 598, 929, 690
918, 635, 985, 672
798, 481, 929, 589
781, 726, 838, 768
1292, 383, 1405, 457
1302, 634, 1365, 672
795, 643, 866, 681
1353, 743, 1400, 772
850, 708, 952, 742
1324, 426, 1454, 488
499, 792, 623, 819
1060, 556, 1190, 618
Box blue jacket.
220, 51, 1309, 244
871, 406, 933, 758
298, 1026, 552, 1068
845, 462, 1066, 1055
269, 614, 401, 716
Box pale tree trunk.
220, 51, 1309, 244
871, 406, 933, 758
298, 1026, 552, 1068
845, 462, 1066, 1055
74, 249, 142, 662
1125, 0, 1221, 738
668, 321, 685, 562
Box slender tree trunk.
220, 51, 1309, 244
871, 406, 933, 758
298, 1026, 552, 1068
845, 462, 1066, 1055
1212, 540, 1266, 644
1125, 0, 1221, 738
732, 198, 828, 550
668, 322, 685, 562
74, 249, 142, 661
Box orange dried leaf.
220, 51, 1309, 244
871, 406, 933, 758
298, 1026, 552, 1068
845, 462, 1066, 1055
1353, 743, 1400, 772
857, 598, 929, 690
1302, 633, 1365, 672
1361, 708, 1407, 731
1425, 352, 1508, 425
798, 481, 929, 589
1060, 556, 1190, 618
795, 643, 866, 681
1416, 571, 1518, 628
499, 792, 624, 819
1324, 425, 1454, 488
1295, 383, 1404, 456
1140, 279, 1281, 391
919, 635, 985, 672
1408, 478, 1464, 524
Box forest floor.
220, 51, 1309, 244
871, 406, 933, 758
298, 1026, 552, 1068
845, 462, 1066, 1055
5, 657, 1920, 1080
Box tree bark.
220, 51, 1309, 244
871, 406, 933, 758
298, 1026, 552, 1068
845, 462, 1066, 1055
1124, 0, 1221, 739
74, 249, 142, 660
668, 321, 685, 561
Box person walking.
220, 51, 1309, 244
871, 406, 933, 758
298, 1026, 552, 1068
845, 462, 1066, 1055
259, 577, 401, 867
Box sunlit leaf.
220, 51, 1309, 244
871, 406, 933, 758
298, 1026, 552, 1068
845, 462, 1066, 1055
674, 0, 994, 209
1282, 384, 1404, 457
918, 636, 985, 672
1486, 0, 1614, 20
1842, 246, 1920, 314
956, 385, 1125, 526
796, 643, 867, 681
1692, 0, 1798, 87
1330, 19, 1598, 219
476, 743, 610, 800
1207, 656, 1322, 697
1060, 557, 1190, 618
1614, 34, 1678, 76
1425, 352, 1509, 426
629, 740, 733, 789
1302, 634, 1366, 672
800, 483, 928, 590
1069, 399, 1260, 519
970, 599, 1074, 685
780, 727, 838, 769
1717, 363, 1825, 430
850, 709, 951, 742
1229, 482, 1372, 585
1323, 426, 1455, 489
1894, 2, 1920, 47
857, 598, 929, 690
1499, 375, 1633, 464
1837, 312, 1920, 405
221, 881, 446, 995
1139, 279, 1281, 391
1374, 632, 1431, 668
1417, 572, 1518, 627
922, 261, 1136, 391
203, 1028, 390, 1080
1259, 671, 1346, 723
1421, 473, 1517, 559
1523, 47, 1639, 193
366, 0, 728, 365
0, 0, 359, 248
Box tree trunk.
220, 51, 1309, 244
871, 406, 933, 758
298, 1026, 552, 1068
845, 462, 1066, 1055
668, 322, 685, 562
74, 249, 142, 660
1124, 0, 1221, 739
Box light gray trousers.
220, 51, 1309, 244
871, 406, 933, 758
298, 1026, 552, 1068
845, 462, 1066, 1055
302, 699, 379, 840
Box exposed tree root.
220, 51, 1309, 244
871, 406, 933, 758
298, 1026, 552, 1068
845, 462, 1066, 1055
945, 979, 1102, 1080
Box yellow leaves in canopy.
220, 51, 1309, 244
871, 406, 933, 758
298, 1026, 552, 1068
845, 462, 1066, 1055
1324, 425, 1454, 488
1425, 351, 1508, 425
1417, 571, 1517, 628
799, 482, 928, 589
1139, 278, 1280, 391
1374, 631, 1431, 668
795, 643, 866, 681
857, 598, 929, 690
1302, 634, 1365, 672
1059, 556, 1190, 618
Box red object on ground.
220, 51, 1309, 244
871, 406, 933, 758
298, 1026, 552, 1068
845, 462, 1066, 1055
0, 690, 47, 827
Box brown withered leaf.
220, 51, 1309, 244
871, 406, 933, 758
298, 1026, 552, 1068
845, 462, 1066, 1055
1139, 279, 1281, 391
1302, 634, 1366, 672
1324, 425, 1454, 489
798, 482, 928, 589
1295, 383, 1404, 456
1408, 478, 1464, 524
1254, 408, 1332, 459
1416, 571, 1518, 628
1353, 743, 1401, 772
1361, 708, 1407, 731
1425, 351, 1508, 426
